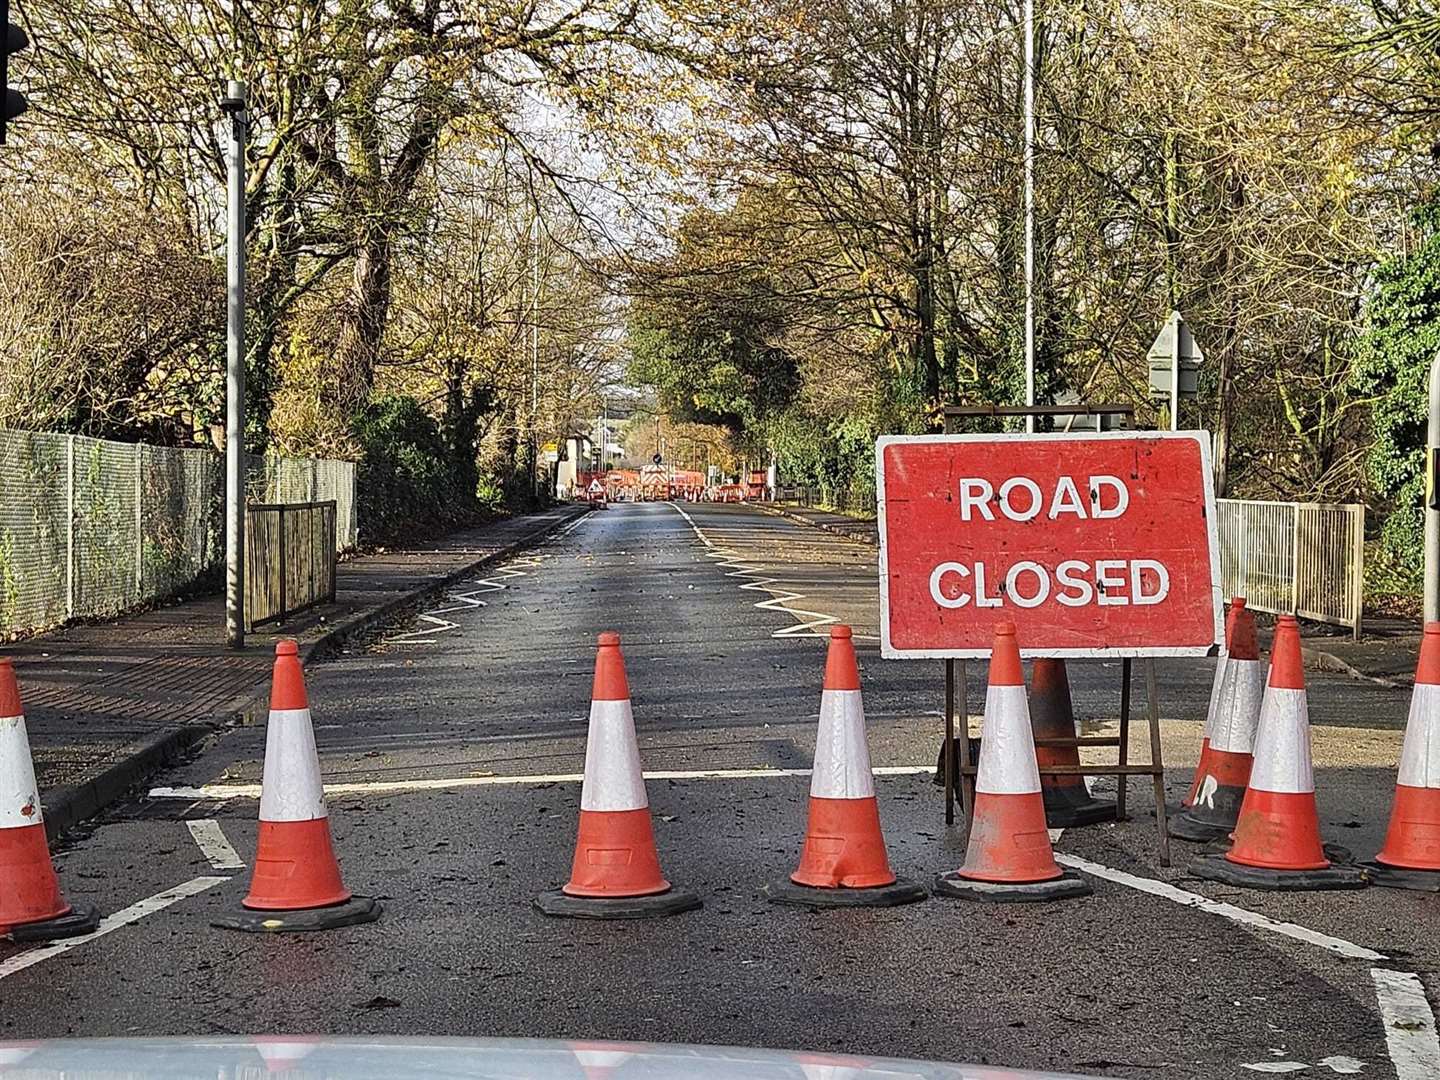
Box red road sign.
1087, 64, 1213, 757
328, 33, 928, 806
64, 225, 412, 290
877, 432, 1222, 658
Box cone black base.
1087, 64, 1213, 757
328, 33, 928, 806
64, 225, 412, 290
8, 902, 100, 943
932, 870, 1091, 903
1190, 855, 1367, 891
1362, 861, 1440, 892
763, 876, 927, 908
1042, 789, 1117, 828
1167, 810, 1233, 842
535, 888, 701, 920
213, 895, 382, 933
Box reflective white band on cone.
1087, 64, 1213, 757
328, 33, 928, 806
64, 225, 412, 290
1397, 682, 1440, 789
258, 708, 328, 822
579, 698, 648, 812
810, 689, 874, 799
1210, 658, 1265, 754
1202, 653, 1229, 740
975, 684, 1041, 795
0, 714, 42, 829
1247, 686, 1314, 794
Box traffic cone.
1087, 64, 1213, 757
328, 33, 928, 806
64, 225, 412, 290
765, 626, 925, 907
1030, 659, 1115, 827
536, 632, 700, 918
1180, 598, 1242, 808
934, 623, 1091, 902
0, 657, 99, 942
1192, 616, 1365, 890
1170, 599, 1265, 841
1366, 623, 1440, 890
213, 640, 382, 932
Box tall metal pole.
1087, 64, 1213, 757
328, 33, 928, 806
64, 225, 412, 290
530, 216, 540, 498
1170, 311, 1181, 432
1022, 0, 1036, 434
1425, 352, 1440, 623
222, 80, 246, 649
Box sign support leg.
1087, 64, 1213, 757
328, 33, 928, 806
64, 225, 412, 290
1117, 658, 1131, 821
1145, 658, 1172, 867
943, 659, 954, 826
957, 659, 973, 825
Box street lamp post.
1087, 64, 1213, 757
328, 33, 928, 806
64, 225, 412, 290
1022, 0, 1036, 434
1425, 353, 1440, 623
221, 80, 246, 649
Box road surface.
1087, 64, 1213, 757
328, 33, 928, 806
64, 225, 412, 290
1, 502, 1431, 1079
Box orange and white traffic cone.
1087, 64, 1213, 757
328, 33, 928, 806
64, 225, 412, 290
765, 625, 925, 907
934, 623, 1091, 902
0, 657, 99, 942
1367, 622, 1440, 890
1170, 598, 1264, 841
536, 632, 700, 918
213, 640, 381, 932
1192, 615, 1365, 890
1030, 659, 1115, 828
1179, 597, 1241, 808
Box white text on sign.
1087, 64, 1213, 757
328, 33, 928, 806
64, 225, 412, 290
930, 474, 1171, 611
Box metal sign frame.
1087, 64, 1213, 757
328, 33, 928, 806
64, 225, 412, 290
875, 429, 1223, 660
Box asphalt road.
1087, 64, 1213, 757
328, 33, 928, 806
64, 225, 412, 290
1, 502, 1432, 1079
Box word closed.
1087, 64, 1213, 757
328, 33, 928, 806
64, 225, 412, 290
876, 432, 1222, 658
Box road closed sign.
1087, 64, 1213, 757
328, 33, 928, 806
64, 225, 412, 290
876, 432, 1222, 658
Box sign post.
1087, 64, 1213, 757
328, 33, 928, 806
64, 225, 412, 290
1147, 311, 1204, 432
877, 431, 1221, 863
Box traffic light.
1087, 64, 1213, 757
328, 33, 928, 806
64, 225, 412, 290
1, 0, 27, 146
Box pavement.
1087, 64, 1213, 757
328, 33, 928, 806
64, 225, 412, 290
766, 500, 1428, 689
6, 503, 591, 840
0, 501, 1431, 1079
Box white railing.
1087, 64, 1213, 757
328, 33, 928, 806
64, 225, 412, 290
1215, 498, 1364, 638
0, 428, 356, 638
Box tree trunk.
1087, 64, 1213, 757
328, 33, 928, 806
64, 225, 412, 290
328, 229, 393, 420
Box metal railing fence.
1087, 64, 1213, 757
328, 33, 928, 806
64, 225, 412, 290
1216, 498, 1365, 638
0, 428, 356, 637
774, 484, 877, 517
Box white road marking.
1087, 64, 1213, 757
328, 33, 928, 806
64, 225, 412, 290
1240, 1063, 1308, 1074
0, 876, 229, 980
186, 819, 245, 870
148, 765, 934, 800
1054, 853, 1386, 961
1372, 968, 1440, 1077
670, 503, 857, 639
384, 556, 544, 645
1238, 1065, 1307, 1077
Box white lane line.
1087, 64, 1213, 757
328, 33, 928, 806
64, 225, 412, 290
670, 502, 843, 639
1372, 968, 1440, 1077
149, 765, 935, 800
0, 876, 229, 980
1054, 853, 1387, 962
186, 819, 245, 870
384, 557, 543, 645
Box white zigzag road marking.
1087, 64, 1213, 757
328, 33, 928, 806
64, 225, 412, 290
669, 502, 842, 639
385, 556, 546, 645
